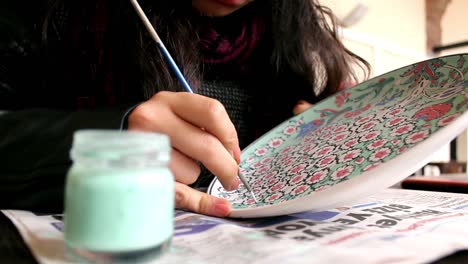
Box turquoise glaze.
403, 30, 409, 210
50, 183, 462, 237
64, 130, 174, 261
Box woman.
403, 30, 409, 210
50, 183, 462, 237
0, 0, 369, 217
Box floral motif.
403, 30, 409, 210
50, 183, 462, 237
438, 113, 461, 126
370, 148, 392, 161
385, 116, 407, 127
211, 54, 468, 210
307, 169, 329, 184
405, 130, 430, 144
331, 165, 355, 180
339, 149, 362, 163
413, 103, 452, 121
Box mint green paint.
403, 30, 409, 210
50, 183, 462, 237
64, 167, 174, 251
63, 130, 174, 252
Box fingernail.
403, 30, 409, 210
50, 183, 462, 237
229, 148, 241, 165
226, 177, 241, 191
211, 197, 231, 217
234, 146, 241, 164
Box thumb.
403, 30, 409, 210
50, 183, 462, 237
175, 182, 232, 217
293, 100, 313, 115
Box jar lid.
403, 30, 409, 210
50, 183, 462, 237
70, 129, 171, 164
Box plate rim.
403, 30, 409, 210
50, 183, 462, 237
207, 53, 468, 218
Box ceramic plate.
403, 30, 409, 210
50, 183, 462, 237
208, 54, 468, 218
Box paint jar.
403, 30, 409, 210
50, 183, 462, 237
64, 129, 174, 263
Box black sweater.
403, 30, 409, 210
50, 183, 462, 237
0, 0, 318, 213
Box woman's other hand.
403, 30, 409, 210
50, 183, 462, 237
293, 100, 313, 115
128, 91, 240, 217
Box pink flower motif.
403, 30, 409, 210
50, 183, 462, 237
405, 130, 429, 144
246, 156, 255, 163
391, 124, 415, 136
283, 126, 297, 135
265, 193, 283, 203
244, 198, 258, 205
307, 169, 328, 184
290, 175, 303, 185
355, 157, 365, 164
339, 149, 362, 163
281, 157, 296, 166
239, 168, 248, 174
331, 132, 348, 142
356, 116, 372, 125
334, 124, 348, 133
302, 143, 317, 153
392, 139, 401, 144
357, 121, 378, 132
322, 124, 333, 132
321, 132, 333, 140
255, 147, 268, 156
268, 177, 280, 186
293, 185, 310, 195
360, 131, 381, 142
280, 146, 293, 154
331, 165, 354, 180
363, 162, 382, 172
335, 90, 351, 107
256, 166, 270, 174
370, 147, 391, 161
367, 139, 387, 150
251, 162, 263, 168
264, 171, 277, 180
269, 138, 284, 148
271, 182, 285, 192
289, 164, 305, 174
317, 155, 337, 168
261, 157, 274, 164
386, 109, 403, 117
343, 139, 358, 149
313, 145, 335, 158
398, 146, 407, 153
386, 116, 406, 127
297, 119, 305, 125
438, 114, 460, 126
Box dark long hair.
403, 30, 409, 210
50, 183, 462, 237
43, 0, 369, 101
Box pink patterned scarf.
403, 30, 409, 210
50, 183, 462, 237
196, 7, 265, 73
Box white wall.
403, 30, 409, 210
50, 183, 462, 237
320, 0, 426, 52
440, 0, 468, 56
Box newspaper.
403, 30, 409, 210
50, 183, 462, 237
3, 188, 468, 264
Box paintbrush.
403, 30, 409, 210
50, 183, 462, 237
129, 0, 258, 203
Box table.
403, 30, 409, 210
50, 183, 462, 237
1, 212, 468, 264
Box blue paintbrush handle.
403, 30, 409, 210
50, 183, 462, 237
156, 42, 194, 93
130, 0, 258, 203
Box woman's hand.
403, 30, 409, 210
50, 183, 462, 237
293, 100, 313, 115
128, 91, 241, 217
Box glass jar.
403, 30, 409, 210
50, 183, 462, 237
64, 129, 174, 263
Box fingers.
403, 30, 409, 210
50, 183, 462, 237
162, 92, 241, 163
128, 91, 240, 191
175, 182, 231, 217
170, 149, 200, 185
293, 100, 314, 115
166, 114, 240, 190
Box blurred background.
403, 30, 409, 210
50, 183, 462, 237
320, 0, 468, 177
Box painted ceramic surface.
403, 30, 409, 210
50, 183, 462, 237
210, 54, 468, 209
